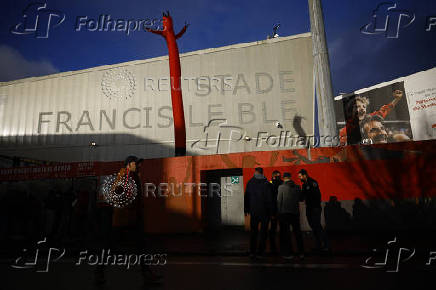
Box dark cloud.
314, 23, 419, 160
0, 45, 58, 82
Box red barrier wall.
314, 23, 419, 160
2, 140, 435, 233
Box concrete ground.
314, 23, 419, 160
1, 229, 436, 290
1, 254, 434, 290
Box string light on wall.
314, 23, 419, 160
102, 174, 137, 208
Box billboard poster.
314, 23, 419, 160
404, 68, 436, 141
336, 81, 413, 145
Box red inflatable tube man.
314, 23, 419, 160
146, 11, 188, 156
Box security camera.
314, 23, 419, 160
275, 121, 283, 128
245, 136, 251, 141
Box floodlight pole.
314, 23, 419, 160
308, 0, 338, 146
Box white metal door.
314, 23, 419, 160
220, 176, 244, 226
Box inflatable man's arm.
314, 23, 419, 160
175, 22, 189, 39
145, 27, 164, 36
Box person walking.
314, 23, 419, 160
95, 156, 162, 286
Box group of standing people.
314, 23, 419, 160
244, 167, 329, 260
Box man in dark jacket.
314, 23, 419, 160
298, 169, 329, 251
277, 172, 304, 259
244, 167, 273, 258
269, 170, 282, 254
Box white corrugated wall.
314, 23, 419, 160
0, 33, 314, 162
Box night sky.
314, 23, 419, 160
1, 0, 435, 95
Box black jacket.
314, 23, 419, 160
271, 178, 283, 215
244, 174, 273, 217
301, 177, 322, 209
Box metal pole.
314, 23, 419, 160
308, 0, 338, 146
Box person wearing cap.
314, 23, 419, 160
277, 172, 304, 259
244, 167, 273, 258
95, 155, 161, 285
298, 169, 330, 252
115, 155, 139, 184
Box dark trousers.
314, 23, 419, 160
97, 206, 113, 248
95, 206, 113, 277
95, 207, 149, 275
279, 213, 304, 255
269, 217, 278, 252
134, 213, 149, 274
306, 207, 329, 249
250, 215, 270, 255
